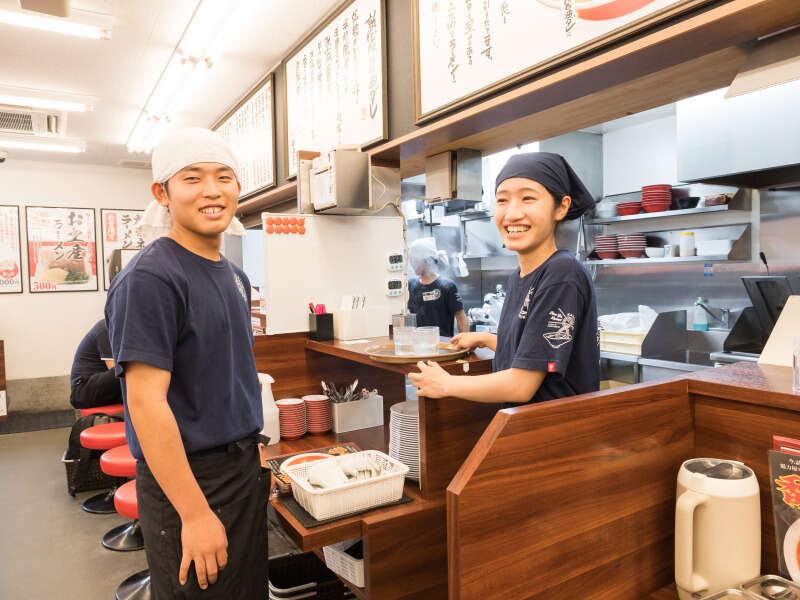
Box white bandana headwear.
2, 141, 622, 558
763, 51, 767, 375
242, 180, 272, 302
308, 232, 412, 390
140, 127, 246, 244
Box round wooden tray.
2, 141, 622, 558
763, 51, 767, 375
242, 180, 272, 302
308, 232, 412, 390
365, 342, 468, 364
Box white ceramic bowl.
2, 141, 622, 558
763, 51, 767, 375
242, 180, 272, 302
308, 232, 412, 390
645, 247, 665, 258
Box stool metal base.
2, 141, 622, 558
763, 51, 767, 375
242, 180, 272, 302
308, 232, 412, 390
102, 519, 143, 552
116, 569, 151, 600
82, 488, 117, 514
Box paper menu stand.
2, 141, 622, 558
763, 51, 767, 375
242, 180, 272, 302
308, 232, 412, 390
769, 435, 800, 580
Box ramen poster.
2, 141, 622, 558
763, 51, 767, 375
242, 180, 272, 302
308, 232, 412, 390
416, 0, 695, 118
0, 206, 23, 294
26, 206, 98, 293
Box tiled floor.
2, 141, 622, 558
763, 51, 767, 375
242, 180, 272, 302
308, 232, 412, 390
0, 427, 297, 599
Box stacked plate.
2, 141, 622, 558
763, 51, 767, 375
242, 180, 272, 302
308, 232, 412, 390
595, 234, 619, 260
276, 398, 306, 440
302, 395, 331, 434
389, 401, 420, 481
641, 184, 672, 213
617, 201, 642, 216
618, 234, 646, 258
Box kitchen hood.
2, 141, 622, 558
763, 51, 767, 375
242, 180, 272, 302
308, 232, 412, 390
424, 149, 482, 213
687, 163, 800, 190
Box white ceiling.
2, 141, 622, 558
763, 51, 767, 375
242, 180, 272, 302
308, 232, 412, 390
0, 0, 340, 168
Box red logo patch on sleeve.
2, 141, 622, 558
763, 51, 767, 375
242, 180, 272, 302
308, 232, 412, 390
547, 361, 557, 373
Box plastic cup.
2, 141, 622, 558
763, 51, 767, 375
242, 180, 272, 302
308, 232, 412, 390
413, 326, 440, 355
392, 313, 417, 330
394, 327, 415, 355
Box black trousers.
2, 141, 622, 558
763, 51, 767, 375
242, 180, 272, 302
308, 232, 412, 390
135, 440, 269, 599
69, 368, 122, 409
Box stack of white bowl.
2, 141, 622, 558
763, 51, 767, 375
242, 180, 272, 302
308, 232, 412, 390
389, 401, 420, 481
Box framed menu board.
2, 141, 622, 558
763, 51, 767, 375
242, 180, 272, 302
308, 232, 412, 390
413, 0, 712, 122
215, 73, 276, 198
99, 209, 145, 290
0, 206, 23, 294
25, 206, 98, 293
285, 0, 387, 178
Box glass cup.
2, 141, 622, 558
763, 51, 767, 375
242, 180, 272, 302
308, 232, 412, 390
392, 313, 417, 330
394, 327, 415, 355
793, 336, 800, 394
413, 326, 440, 355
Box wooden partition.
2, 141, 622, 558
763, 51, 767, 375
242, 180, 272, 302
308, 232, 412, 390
0, 340, 5, 421
448, 380, 693, 599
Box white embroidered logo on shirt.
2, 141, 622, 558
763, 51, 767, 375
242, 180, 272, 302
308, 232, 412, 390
543, 308, 576, 349
422, 289, 441, 302
233, 274, 247, 305
518, 285, 536, 320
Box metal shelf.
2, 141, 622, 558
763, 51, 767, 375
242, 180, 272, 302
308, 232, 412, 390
586, 205, 746, 225
584, 254, 738, 266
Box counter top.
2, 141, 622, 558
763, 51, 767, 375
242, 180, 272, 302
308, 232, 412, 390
686, 361, 800, 408
305, 337, 494, 376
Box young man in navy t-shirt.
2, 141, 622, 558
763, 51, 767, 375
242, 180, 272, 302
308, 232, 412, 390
105, 128, 266, 598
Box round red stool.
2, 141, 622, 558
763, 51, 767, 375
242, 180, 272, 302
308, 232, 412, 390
101, 446, 143, 552
79, 404, 124, 417
113, 481, 151, 600
79, 421, 127, 514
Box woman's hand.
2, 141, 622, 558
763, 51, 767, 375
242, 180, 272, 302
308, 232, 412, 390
450, 332, 489, 351
408, 361, 452, 399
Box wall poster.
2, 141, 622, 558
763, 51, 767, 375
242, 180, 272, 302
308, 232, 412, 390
25, 206, 98, 293
100, 209, 144, 290
0, 205, 23, 294
285, 0, 387, 178
414, 0, 712, 121
215, 73, 276, 198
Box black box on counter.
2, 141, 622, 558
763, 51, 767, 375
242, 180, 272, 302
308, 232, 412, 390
768, 436, 800, 582
309, 313, 334, 341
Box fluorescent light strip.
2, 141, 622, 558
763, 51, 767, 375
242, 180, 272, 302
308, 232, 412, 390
0, 94, 92, 113
0, 8, 111, 39
0, 138, 85, 153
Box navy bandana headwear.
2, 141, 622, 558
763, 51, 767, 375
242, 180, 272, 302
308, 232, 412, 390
494, 152, 595, 220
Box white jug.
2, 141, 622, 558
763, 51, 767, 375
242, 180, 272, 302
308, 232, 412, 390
675, 458, 760, 599
258, 373, 280, 446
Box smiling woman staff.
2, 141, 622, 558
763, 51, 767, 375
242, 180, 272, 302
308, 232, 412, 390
409, 152, 599, 405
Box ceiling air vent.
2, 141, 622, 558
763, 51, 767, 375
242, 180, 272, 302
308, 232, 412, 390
117, 159, 151, 169
0, 107, 61, 135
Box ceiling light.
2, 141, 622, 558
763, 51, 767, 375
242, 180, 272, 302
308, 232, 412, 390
126, 0, 246, 154
0, 135, 85, 153
0, 8, 111, 39
0, 93, 93, 113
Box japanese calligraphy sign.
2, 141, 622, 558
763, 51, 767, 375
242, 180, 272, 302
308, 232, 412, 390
100, 209, 144, 290
215, 74, 276, 197
413, 0, 710, 121
0, 206, 23, 294
285, 0, 387, 178
25, 206, 98, 293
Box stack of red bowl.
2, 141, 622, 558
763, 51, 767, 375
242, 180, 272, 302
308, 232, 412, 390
302, 395, 332, 434
618, 234, 646, 258
617, 201, 642, 216
276, 398, 306, 440
641, 184, 672, 213
595, 234, 619, 260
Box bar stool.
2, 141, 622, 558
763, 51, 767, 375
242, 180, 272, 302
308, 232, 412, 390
79, 421, 127, 513
114, 481, 151, 600
79, 404, 124, 417
100, 445, 143, 551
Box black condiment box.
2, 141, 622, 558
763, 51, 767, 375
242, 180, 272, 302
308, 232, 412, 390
309, 313, 334, 341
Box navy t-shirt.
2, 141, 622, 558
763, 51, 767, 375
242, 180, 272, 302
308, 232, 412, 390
105, 237, 262, 460
70, 319, 112, 387
494, 250, 599, 403
407, 277, 464, 337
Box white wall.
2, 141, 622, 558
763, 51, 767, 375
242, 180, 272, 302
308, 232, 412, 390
243, 229, 265, 289
603, 116, 678, 195
0, 160, 151, 380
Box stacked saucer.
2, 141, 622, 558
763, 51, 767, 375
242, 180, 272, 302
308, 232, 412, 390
302, 395, 331, 434
595, 234, 619, 260
618, 234, 646, 258
641, 184, 672, 213
389, 401, 420, 481
275, 398, 306, 440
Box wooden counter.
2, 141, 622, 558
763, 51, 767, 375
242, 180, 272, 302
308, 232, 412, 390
255, 333, 499, 599
448, 362, 800, 599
